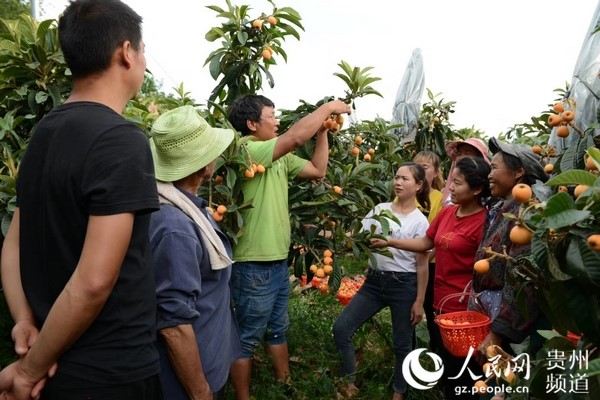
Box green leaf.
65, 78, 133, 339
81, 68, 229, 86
581, 358, 600, 378
565, 282, 600, 345
546, 170, 598, 187
544, 193, 590, 228
566, 236, 600, 285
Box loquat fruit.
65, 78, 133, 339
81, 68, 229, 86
473, 259, 490, 275
309, 264, 318, 274
586, 156, 598, 171
323, 264, 333, 275
256, 164, 266, 174
574, 184, 589, 198
351, 147, 360, 156
251, 163, 258, 173
212, 212, 223, 222
547, 114, 563, 127
587, 234, 600, 251
355, 136, 363, 145
368, 148, 375, 155
252, 19, 263, 29
473, 380, 488, 395
214, 175, 224, 184
553, 102, 565, 113
323, 256, 333, 265
244, 168, 255, 179
364, 154, 372, 161
335, 114, 344, 125
323, 119, 335, 130
316, 268, 325, 278
267, 16, 277, 25
512, 183, 533, 204
333, 185, 343, 194
323, 249, 333, 258
216, 205, 228, 215
509, 225, 532, 245
558, 186, 568, 193
544, 164, 554, 174
556, 125, 570, 138
532, 145, 542, 155
562, 110, 575, 122
261, 48, 272, 60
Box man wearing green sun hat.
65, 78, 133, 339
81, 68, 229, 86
148, 105, 241, 400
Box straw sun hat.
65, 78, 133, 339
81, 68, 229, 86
150, 105, 234, 182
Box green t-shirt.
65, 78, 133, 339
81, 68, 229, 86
233, 138, 308, 261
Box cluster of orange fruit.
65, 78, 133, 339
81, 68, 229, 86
349, 135, 375, 161
210, 204, 228, 222
337, 275, 365, 305
244, 162, 266, 179
323, 114, 344, 133
547, 102, 575, 138
251, 15, 278, 30
309, 249, 334, 278
261, 46, 274, 60
473, 345, 517, 395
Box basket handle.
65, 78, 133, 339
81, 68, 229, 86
435, 281, 479, 316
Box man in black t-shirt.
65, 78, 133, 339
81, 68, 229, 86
0, 1, 162, 399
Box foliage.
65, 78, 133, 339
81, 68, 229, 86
499, 100, 600, 398
203, 0, 304, 106
0, 14, 71, 233
0, 0, 30, 28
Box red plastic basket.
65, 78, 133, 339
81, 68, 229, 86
434, 293, 491, 357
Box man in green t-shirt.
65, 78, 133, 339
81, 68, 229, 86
227, 95, 350, 399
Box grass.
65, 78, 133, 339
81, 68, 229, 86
223, 254, 444, 399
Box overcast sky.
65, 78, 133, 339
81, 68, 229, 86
41, 0, 599, 136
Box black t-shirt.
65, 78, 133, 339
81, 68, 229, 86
16, 102, 160, 386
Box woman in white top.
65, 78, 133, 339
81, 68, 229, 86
333, 162, 430, 400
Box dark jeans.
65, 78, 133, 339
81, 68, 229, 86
42, 374, 163, 400
333, 269, 417, 394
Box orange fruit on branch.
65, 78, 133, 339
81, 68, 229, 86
323, 249, 333, 258
509, 225, 532, 245
547, 114, 563, 127
261, 49, 272, 60
214, 175, 224, 184
532, 145, 542, 155
363, 154, 372, 161
355, 136, 363, 145
216, 205, 228, 215
333, 185, 343, 194
256, 164, 266, 174
587, 234, 600, 251
512, 183, 533, 204
315, 268, 325, 278
323, 264, 333, 275
556, 125, 570, 138
252, 19, 263, 29
323, 256, 333, 265
244, 168, 255, 179
473, 380, 488, 395
553, 102, 565, 113
212, 212, 223, 222
544, 164, 554, 174
351, 147, 360, 156
473, 259, 490, 274
335, 114, 344, 125
574, 184, 589, 198
586, 156, 598, 171
562, 110, 575, 122
267, 15, 277, 25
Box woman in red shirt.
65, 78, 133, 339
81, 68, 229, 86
371, 156, 491, 399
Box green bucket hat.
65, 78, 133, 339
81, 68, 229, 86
150, 105, 234, 182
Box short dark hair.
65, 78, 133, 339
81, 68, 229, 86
454, 156, 492, 200
58, 0, 143, 78
227, 95, 275, 136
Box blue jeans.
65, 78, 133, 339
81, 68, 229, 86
333, 269, 417, 394
231, 260, 290, 358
